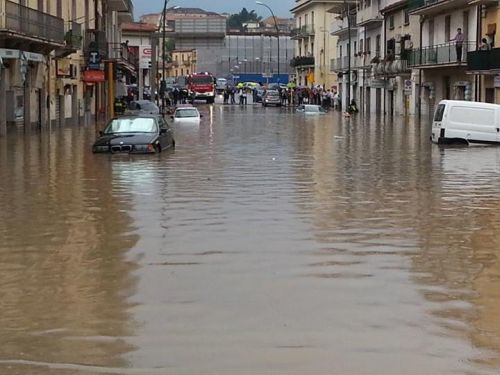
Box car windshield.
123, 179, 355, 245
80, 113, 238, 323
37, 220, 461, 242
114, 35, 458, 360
192, 76, 213, 84
267, 91, 279, 96
104, 118, 157, 134
175, 109, 199, 118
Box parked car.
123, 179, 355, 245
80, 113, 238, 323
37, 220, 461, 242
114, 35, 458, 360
296, 104, 327, 114
92, 115, 174, 154
262, 90, 281, 107
254, 89, 265, 103
431, 100, 500, 145
172, 105, 202, 125
125, 100, 160, 115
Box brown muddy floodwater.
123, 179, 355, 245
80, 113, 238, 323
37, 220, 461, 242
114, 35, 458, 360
1, 103, 500, 375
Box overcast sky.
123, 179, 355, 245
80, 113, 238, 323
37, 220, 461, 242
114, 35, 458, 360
134, 0, 295, 18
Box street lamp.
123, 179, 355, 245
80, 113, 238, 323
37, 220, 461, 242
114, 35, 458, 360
256, 1, 280, 83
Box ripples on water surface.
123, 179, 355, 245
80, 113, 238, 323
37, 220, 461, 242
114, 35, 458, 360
1, 104, 500, 375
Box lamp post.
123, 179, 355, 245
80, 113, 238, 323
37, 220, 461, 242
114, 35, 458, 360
256, 1, 280, 83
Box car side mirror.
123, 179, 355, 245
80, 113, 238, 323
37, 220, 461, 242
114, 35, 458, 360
170, 115, 174, 119
160, 128, 167, 134
200, 114, 203, 118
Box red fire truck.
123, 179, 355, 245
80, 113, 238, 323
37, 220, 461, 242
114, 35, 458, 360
186, 72, 216, 104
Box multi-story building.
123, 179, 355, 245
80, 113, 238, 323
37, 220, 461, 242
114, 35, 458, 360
291, 0, 339, 89
122, 22, 158, 96
467, 1, 500, 104
168, 49, 197, 77
379, 0, 419, 116
0, 0, 133, 134
160, 7, 226, 75
408, 0, 479, 119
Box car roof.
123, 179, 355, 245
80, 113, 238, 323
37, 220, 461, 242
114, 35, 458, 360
175, 105, 196, 109
114, 114, 159, 120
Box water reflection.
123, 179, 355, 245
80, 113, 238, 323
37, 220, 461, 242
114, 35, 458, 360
0, 128, 139, 373
0, 105, 500, 374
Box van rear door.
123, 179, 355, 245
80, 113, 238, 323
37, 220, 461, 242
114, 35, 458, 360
431, 103, 446, 143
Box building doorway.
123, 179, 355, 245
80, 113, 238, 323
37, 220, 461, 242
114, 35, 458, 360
485, 88, 494, 103
366, 87, 371, 113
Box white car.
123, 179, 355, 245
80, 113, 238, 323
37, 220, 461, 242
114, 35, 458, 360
172, 105, 202, 125
296, 104, 327, 114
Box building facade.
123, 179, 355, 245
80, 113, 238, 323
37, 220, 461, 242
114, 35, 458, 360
0, 0, 134, 135
467, 1, 500, 104
409, 0, 479, 119
168, 49, 197, 77
291, 0, 339, 89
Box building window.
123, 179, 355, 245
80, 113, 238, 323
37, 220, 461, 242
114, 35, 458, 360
360, 39, 364, 54
311, 11, 314, 27
389, 15, 394, 30
445, 15, 451, 42
340, 45, 343, 58
375, 34, 381, 56
305, 14, 308, 26
181, 68, 184, 76
366, 37, 371, 54
404, 9, 410, 25
354, 41, 357, 56
298, 17, 301, 28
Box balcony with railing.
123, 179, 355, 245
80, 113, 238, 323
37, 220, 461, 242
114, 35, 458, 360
408, 42, 475, 67
0, 0, 65, 52
290, 56, 315, 68
290, 25, 315, 40
408, 0, 472, 15
55, 21, 83, 58
84, 30, 107, 58
467, 48, 500, 72
108, 0, 134, 13
109, 42, 137, 70
331, 56, 349, 72
330, 15, 357, 37
356, 5, 383, 27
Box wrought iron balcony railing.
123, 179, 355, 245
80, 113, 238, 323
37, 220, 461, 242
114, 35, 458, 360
291, 25, 315, 39
407, 41, 475, 67
290, 56, 315, 68
1, 0, 65, 44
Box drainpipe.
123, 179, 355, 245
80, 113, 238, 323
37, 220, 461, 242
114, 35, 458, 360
345, 0, 351, 111
383, 8, 387, 116
418, 15, 424, 121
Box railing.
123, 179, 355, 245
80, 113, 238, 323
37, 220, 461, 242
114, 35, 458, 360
85, 30, 107, 57
64, 22, 82, 50
2, 0, 65, 44
331, 56, 350, 71
290, 56, 315, 68
330, 15, 357, 34
408, 0, 440, 12
290, 25, 315, 39
467, 48, 500, 71
408, 41, 475, 67
109, 42, 136, 66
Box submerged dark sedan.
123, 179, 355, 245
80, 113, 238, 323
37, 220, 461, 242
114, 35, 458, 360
92, 115, 175, 154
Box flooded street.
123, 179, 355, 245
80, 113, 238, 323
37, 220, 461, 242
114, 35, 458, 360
1, 103, 500, 375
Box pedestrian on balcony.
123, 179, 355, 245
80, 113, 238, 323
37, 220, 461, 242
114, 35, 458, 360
451, 28, 465, 63
479, 38, 491, 51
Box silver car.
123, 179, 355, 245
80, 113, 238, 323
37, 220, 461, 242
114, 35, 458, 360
262, 90, 282, 107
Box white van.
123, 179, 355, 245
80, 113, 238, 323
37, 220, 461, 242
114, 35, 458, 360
431, 100, 500, 145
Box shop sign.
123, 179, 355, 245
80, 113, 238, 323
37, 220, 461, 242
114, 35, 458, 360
82, 70, 105, 83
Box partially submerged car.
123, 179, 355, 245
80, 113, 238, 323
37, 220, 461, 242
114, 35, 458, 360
296, 104, 327, 114
172, 105, 202, 125
125, 100, 160, 115
92, 115, 174, 154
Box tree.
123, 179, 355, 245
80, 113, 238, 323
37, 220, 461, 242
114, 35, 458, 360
227, 7, 262, 30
